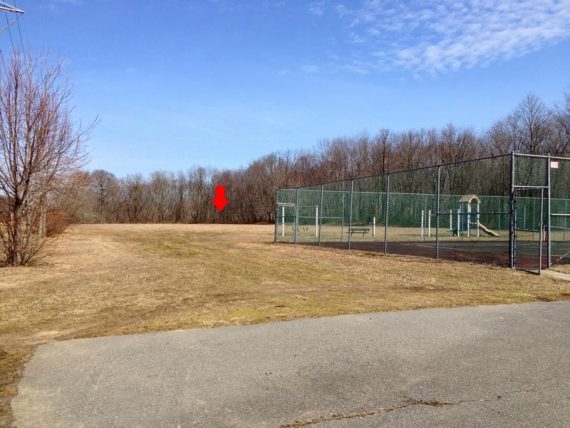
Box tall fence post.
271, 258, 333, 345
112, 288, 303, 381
539, 187, 544, 274
281, 206, 285, 237
273, 192, 278, 243
509, 151, 515, 269
348, 179, 354, 250
340, 188, 345, 242
436, 166, 441, 259
315, 205, 319, 238
318, 184, 324, 247
294, 187, 300, 245
547, 154, 552, 268
384, 174, 390, 254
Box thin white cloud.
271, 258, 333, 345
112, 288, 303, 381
331, 0, 570, 74
47, 0, 83, 5
302, 64, 320, 73
308, 1, 326, 16
43, 0, 83, 12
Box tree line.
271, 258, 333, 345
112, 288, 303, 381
59, 92, 570, 225
2, 51, 566, 265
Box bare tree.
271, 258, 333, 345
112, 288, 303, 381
123, 174, 146, 222
511, 94, 552, 154
370, 129, 392, 175
0, 52, 91, 265
90, 170, 119, 223
551, 92, 570, 155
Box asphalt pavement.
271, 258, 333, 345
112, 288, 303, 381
12, 301, 570, 427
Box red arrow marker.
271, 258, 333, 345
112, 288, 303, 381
212, 185, 229, 212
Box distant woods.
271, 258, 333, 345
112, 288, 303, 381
60, 92, 570, 225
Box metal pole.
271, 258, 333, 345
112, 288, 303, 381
348, 179, 354, 250
0, 3, 23, 14
340, 189, 345, 242
539, 188, 544, 274
457, 208, 461, 235
274, 201, 278, 243
477, 203, 480, 238
421, 210, 425, 238
294, 187, 299, 244
436, 166, 441, 259
384, 175, 390, 254
281, 206, 285, 237
318, 184, 324, 247
509, 151, 515, 269
547, 154, 552, 268
315, 205, 319, 238
467, 204, 471, 237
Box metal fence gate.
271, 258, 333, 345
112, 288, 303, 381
512, 187, 546, 273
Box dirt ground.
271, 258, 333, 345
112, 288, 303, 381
1, 224, 569, 426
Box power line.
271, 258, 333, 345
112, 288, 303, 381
4, 12, 15, 51
12, 0, 23, 48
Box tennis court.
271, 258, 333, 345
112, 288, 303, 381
276, 153, 570, 274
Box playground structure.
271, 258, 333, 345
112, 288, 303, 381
275, 153, 570, 274
420, 195, 500, 239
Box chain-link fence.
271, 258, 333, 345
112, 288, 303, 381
275, 153, 570, 273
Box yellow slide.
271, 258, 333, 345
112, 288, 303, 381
476, 222, 499, 237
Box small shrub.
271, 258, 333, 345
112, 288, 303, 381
46, 210, 70, 237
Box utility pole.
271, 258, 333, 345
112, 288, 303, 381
0, 2, 23, 14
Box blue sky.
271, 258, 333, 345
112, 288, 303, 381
3, 0, 570, 175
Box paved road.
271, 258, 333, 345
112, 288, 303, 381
13, 302, 570, 427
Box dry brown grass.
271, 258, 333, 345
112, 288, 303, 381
552, 264, 570, 274
1, 224, 570, 425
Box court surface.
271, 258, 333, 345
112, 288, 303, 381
13, 301, 570, 427
319, 239, 570, 271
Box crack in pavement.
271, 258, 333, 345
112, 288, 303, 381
279, 394, 514, 427
279, 398, 454, 428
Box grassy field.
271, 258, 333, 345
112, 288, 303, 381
1, 224, 570, 425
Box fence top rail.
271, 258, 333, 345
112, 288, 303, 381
277, 188, 570, 203
514, 153, 570, 161
276, 153, 512, 191
514, 153, 549, 159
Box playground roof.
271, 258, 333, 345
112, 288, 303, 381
459, 195, 481, 204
